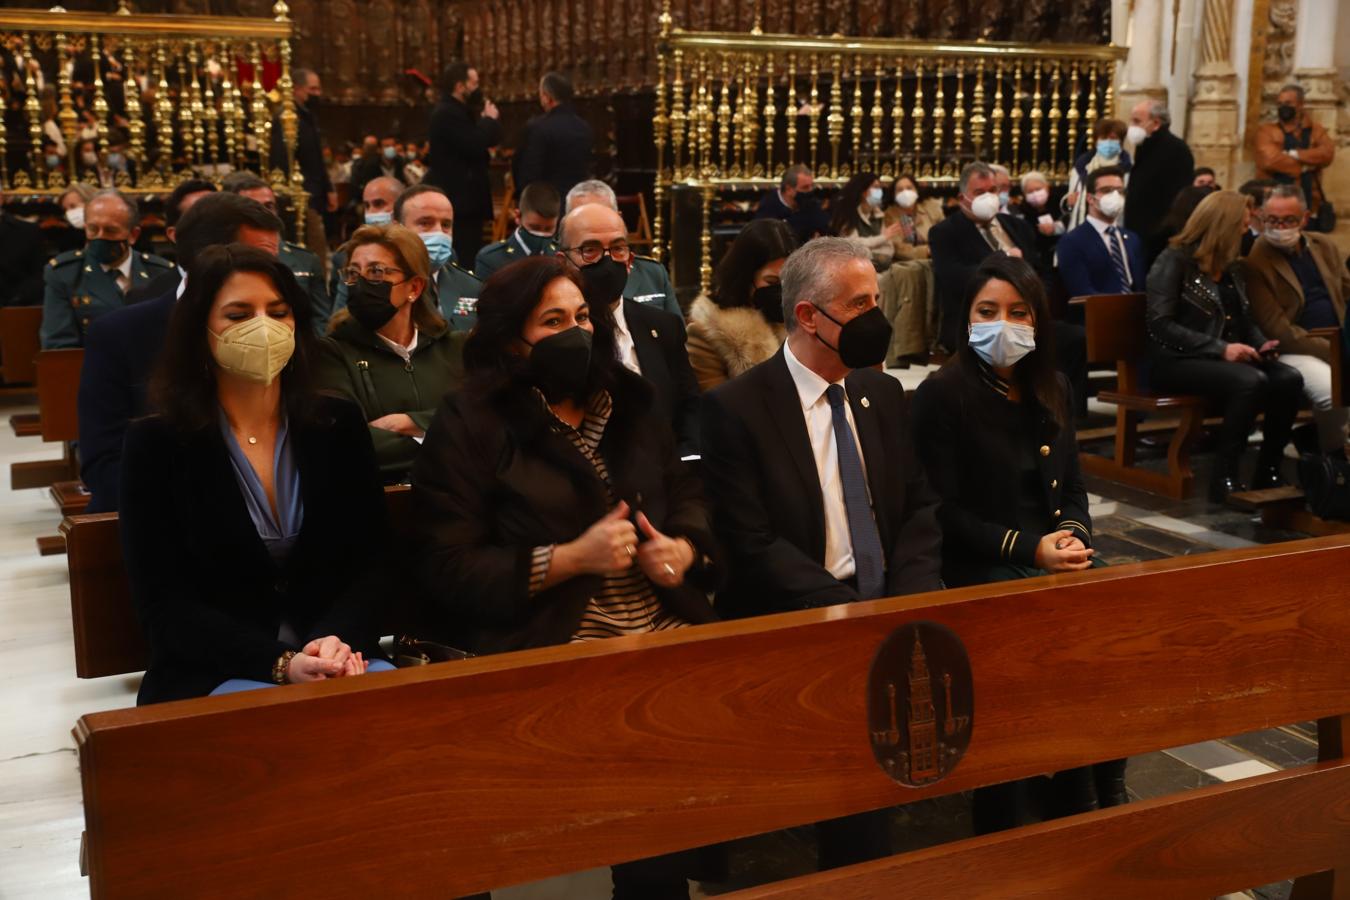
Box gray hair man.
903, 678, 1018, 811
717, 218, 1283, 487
700, 237, 941, 886
1245, 183, 1350, 452
1123, 98, 1195, 261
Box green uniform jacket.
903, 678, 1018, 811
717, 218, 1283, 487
316, 317, 467, 480
625, 255, 683, 319
41, 247, 174, 349
279, 240, 332, 334
472, 229, 559, 280
331, 262, 482, 333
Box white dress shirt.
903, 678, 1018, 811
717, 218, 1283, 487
1087, 213, 1130, 264
782, 339, 871, 581
376, 326, 419, 363
610, 299, 642, 374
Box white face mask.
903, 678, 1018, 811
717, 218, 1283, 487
968, 320, 1037, 369
65, 207, 85, 229
969, 192, 1001, 223
1025, 188, 1049, 208
1125, 124, 1148, 146
865, 187, 883, 209
895, 188, 919, 209
1096, 190, 1125, 220
209, 315, 296, 385
1265, 227, 1301, 250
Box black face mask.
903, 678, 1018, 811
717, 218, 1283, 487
347, 277, 399, 331
578, 257, 628, 308
814, 305, 892, 369
527, 326, 593, 403
304, 94, 321, 113
752, 283, 784, 323
87, 238, 128, 266
467, 88, 484, 107
1277, 104, 1297, 123
795, 190, 819, 212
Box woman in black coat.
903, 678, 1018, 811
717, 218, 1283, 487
912, 254, 1121, 832
1146, 190, 1303, 501
121, 245, 392, 705
413, 254, 716, 899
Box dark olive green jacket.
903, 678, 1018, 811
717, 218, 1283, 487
316, 317, 467, 480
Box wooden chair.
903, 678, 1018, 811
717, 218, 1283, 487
1077, 293, 1206, 499
616, 191, 653, 253
11, 348, 83, 493
0, 304, 42, 388
61, 485, 415, 679
74, 537, 1350, 897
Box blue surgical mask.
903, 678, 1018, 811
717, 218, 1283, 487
998, 191, 1010, 209
45, 153, 61, 169
1097, 139, 1121, 159
968, 320, 1037, 369
106, 152, 126, 171
865, 187, 883, 209
420, 231, 454, 269
383, 146, 398, 161
364, 211, 392, 226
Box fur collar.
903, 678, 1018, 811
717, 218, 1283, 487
688, 295, 785, 378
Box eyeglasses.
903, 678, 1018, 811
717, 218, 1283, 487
562, 240, 631, 265
341, 263, 406, 285
1264, 215, 1303, 229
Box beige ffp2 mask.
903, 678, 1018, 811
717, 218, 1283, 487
208, 315, 295, 385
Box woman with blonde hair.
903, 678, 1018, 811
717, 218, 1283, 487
1145, 190, 1303, 502
316, 223, 466, 480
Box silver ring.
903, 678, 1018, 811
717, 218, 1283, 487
626, 544, 636, 559
663, 563, 675, 577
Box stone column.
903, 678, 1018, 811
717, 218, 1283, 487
1118, 0, 1169, 116
1291, 0, 1339, 135
1187, 0, 1242, 184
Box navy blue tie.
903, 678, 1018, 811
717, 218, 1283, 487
825, 384, 885, 599
1105, 226, 1132, 292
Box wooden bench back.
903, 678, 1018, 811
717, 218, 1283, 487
61, 484, 415, 679
76, 537, 1350, 898
35, 348, 83, 443
0, 305, 42, 385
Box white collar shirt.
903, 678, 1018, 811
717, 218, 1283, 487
610, 298, 641, 374
376, 326, 419, 363
782, 339, 870, 582
1086, 213, 1130, 267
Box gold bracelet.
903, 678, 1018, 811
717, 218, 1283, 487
272, 650, 297, 685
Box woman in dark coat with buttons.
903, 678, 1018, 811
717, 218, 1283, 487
1146, 190, 1303, 502
912, 254, 1121, 833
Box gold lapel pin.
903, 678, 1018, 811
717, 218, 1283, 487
650, 329, 658, 338
861, 397, 870, 408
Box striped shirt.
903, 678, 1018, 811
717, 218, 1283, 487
526, 390, 689, 642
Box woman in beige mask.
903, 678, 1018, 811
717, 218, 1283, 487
120, 243, 394, 705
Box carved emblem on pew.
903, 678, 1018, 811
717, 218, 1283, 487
868, 621, 973, 787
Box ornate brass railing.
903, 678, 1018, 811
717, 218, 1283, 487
0, 2, 306, 240
651, 6, 1128, 291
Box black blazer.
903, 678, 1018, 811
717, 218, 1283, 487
269, 101, 333, 214
911, 355, 1091, 587
511, 103, 594, 199
1146, 245, 1266, 360
929, 211, 1043, 350
120, 396, 388, 705
1124, 126, 1195, 250
125, 265, 180, 306
0, 213, 45, 306
412, 370, 718, 655
77, 290, 175, 513
424, 97, 502, 222
624, 298, 701, 457
699, 347, 943, 618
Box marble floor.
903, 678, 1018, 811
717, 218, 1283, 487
0, 372, 1326, 898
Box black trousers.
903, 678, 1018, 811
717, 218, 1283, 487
1149, 356, 1304, 472
453, 217, 488, 272
1052, 319, 1089, 417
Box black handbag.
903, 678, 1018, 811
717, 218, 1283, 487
393, 634, 475, 667
1297, 453, 1350, 520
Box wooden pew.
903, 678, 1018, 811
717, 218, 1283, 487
10, 348, 83, 492
0, 304, 41, 388
61, 484, 414, 679
76, 537, 1350, 898
1077, 293, 1206, 498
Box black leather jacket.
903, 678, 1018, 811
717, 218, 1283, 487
1146, 245, 1267, 359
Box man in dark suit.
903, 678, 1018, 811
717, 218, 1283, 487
424, 61, 502, 267
125, 178, 218, 305
0, 195, 46, 307
512, 72, 593, 201
754, 164, 830, 245
700, 235, 942, 869
1124, 99, 1195, 265
930, 162, 1088, 413
77, 194, 285, 513
1056, 166, 1147, 299
269, 68, 335, 272
559, 202, 700, 457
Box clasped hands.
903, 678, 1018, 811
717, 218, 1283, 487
286, 634, 370, 683
1034, 529, 1095, 573
564, 501, 695, 588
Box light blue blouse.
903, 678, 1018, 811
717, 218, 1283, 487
219, 409, 305, 564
